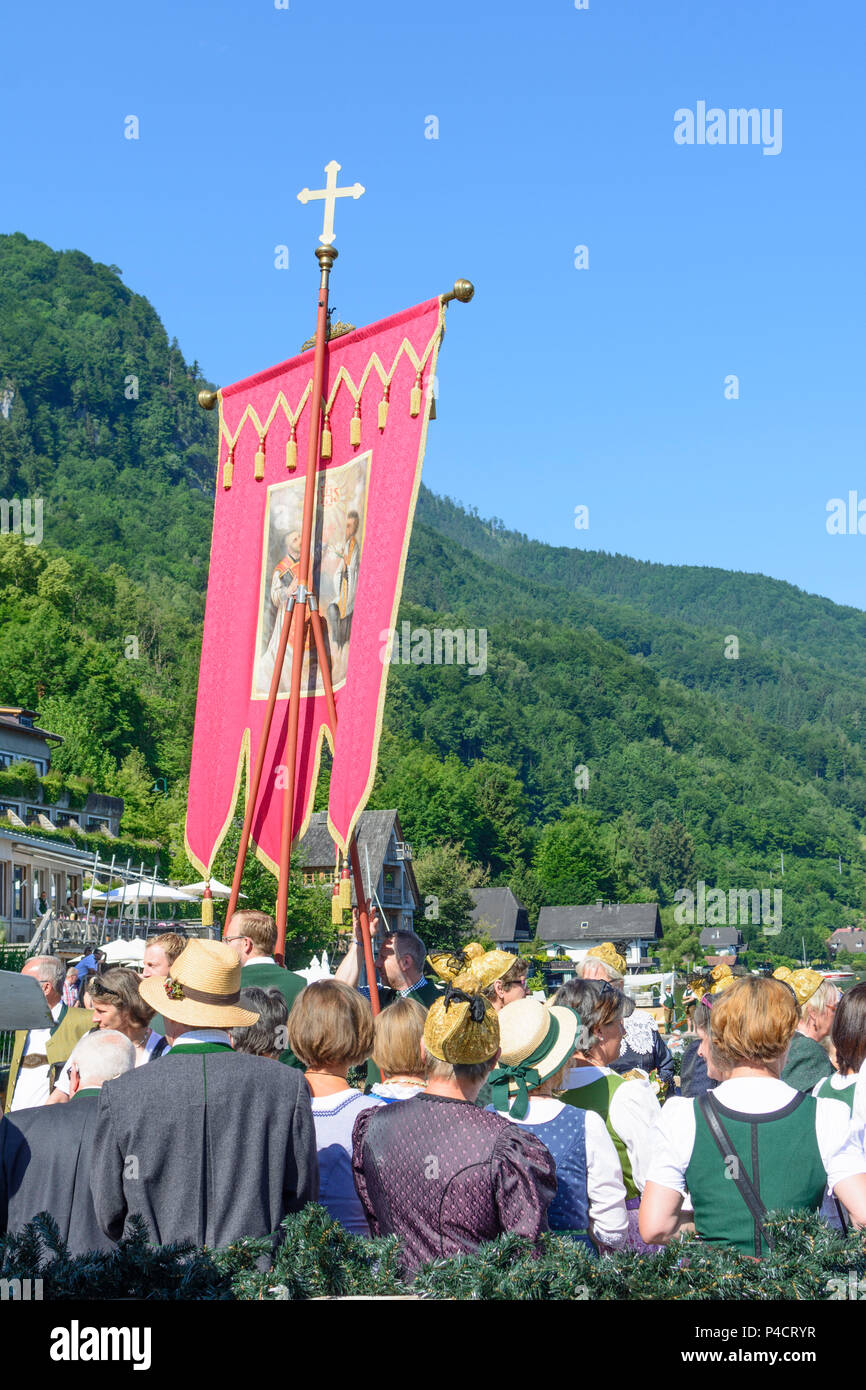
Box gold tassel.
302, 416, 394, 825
286, 432, 297, 471
378, 384, 390, 431
321, 415, 332, 460
410, 370, 422, 417
429, 395, 437, 420
222, 448, 234, 490
331, 883, 343, 925
350, 404, 362, 447
340, 859, 352, 908
201, 890, 214, 928
254, 435, 266, 480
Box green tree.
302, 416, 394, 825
412, 842, 487, 952
111, 749, 159, 840
646, 819, 696, 904
532, 808, 617, 907
37, 693, 115, 786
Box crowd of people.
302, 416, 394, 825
3, 916, 866, 1282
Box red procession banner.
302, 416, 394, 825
185, 295, 445, 877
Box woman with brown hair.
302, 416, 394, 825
640, 976, 866, 1255
287, 979, 383, 1234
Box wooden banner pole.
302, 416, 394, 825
273, 246, 337, 963
223, 593, 298, 934
307, 602, 380, 1013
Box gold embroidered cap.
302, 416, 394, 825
709, 962, 733, 983
787, 968, 824, 1008
427, 941, 485, 984
423, 988, 500, 1065
138, 937, 260, 1028
709, 973, 737, 996
453, 949, 516, 994
585, 942, 626, 977
772, 967, 793, 982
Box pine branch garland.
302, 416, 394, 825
2, 1205, 864, 1301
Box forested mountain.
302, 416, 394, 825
1, 232, 864, 965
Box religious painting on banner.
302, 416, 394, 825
254, 455, 371, 697
185, 296, 446, 878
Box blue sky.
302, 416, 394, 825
3, 0, 865, 608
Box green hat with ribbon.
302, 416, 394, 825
488, 997, 581, 1121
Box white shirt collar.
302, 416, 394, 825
171, 1028, 232, 1047
246, 956, 276, 967
51, 1000, 64, 1022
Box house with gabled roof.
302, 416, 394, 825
470, 887, 531, 946
295, 809, 421, 937
536, 902, 663, 971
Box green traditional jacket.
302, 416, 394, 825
4, 1006, 93, 1113
241, 958, 306, 1067
814, 1075, 856, 1111
782, 1031, 833, 1092
686, 1092, 826, 1257
560, 1072, 638, 1199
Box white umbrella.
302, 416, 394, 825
81, 884, 110, 903
181, 880, 247, 900
100, 936, 147, 965
106, 882, 198, 904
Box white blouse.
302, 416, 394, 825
507, 1096, 628, 1248
645, 1078, 857, 1195
563, 1064, 661, 1192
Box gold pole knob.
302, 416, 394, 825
198, 390, 219, 410
442, 279, 475, 304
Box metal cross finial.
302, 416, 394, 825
297, 160, 365, 247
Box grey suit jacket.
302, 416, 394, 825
89, 1048, 319, 1250
0, 1090, 113, 1255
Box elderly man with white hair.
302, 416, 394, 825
580, 943, 675, 1093
4, 955, 92, 1113
0, 1030, 136, 1254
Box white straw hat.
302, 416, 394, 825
487, 996, 580, 1118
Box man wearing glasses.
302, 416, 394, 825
223, 910, 306, 1065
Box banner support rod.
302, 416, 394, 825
273, 244, 337, 964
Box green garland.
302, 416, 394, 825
2, 1206, 864, 1301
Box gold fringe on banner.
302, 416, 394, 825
350, 403, 362, 447
339, 858, 352, 908
410, 369, 423, 417
254, 434, 266, 480
378, 383, 390, 431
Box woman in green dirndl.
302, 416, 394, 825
639, 976, 866, 1256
